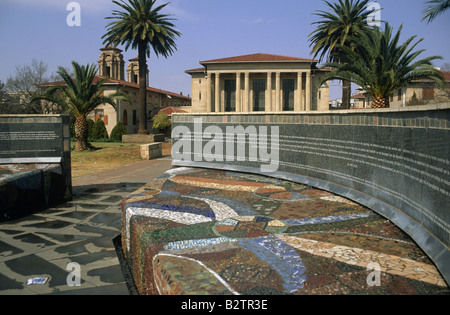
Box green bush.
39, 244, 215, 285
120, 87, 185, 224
87, 119, 95, 139
90, 119, 109, 140
152, 112, 171, 133
110, 121, 127, 142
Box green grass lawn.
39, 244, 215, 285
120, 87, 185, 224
70, 141, 172, 178
71, 142, 143, 178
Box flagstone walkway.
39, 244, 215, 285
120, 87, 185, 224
0, 158, 172, 295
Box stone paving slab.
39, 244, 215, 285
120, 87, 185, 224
0, 158, 173, 295
0, 183, 141, 295
121, 167, 450, 295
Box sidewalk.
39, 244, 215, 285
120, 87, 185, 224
0, 157, 172, 295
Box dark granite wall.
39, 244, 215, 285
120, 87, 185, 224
0, 115, 72, 219
172, 106, 450, 285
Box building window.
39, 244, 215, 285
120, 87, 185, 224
123, 109, 128, 125
133, 110, 137, 125
253, 79, 266, 111
225, 79, 236, 112
398, 89, 402, 101
282, 79, 295, 111
423, 87, 435, 100
199, 92, 202, 100
95, 109, 104, 122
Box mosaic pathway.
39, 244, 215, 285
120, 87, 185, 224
121, 167, 449, 295
0, 182, 143, 295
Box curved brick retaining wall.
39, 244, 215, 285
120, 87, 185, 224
171, 104, 450, 285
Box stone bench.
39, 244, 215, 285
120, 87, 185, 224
140, 142, 162, 160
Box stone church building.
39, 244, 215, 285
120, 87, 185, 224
40, 47, 191, 136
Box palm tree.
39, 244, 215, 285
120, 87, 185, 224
102, 0, 181, 135
309, 0, 373, 109
319, 23, 444, 108
32, 62, 130, 151
422, 0, 450, 23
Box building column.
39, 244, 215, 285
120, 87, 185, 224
215, 72, 221, 113
236, 72, 241, 112
275, 72, 281, 112
207, 72, 212, 113
267, 72, 272, 112
306, 72, 311, 111
244, 72, 250, 112
296, 72, 303, 112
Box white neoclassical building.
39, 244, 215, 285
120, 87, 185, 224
186, 53, 330, 113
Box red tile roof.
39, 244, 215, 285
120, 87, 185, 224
200, 53, 316, 64
100, 46, 122, 52
158, 106, 187, 115
37, 76, 191, 100
185, 67, 206, 74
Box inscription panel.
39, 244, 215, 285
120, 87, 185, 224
0, 119, 63, 162
172, 109, 450, 284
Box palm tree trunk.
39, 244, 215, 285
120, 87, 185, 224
372, 97, 390, 108
342, 79, 351, 109
138, 41, 148, 135
74, 115, 89, 151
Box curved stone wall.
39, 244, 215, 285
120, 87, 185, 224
172, 104, 450, 285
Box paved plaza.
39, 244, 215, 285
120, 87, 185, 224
0, 156, 449, 295
0, 157, 172, 295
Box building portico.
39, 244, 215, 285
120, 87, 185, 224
186, 53, 330, 113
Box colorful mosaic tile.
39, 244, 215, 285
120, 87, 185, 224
121, 167, 449, 295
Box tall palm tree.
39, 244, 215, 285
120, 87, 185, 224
309, 0, 373, 109
102, 0, 181, 135
32, 62, 130, 151
319, 23, 444, 108
422, 0, 450, 23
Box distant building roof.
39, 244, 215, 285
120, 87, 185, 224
411, 71, 450, 82
158, 106, 187, 115
200, 53, 316, 64
186, 53, 326, 75
185, 67, 206, 74
37, 75, 191, 100
100, 46, 122, 52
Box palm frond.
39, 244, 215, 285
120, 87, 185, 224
422, 0, 450, 23
319, 23, 444, 101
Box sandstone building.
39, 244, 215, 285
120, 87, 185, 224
186, 53, 331, 114
40, 47, 191, 135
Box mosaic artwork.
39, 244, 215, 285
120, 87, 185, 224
121, 167, 449, 295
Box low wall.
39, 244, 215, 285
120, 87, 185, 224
171, 104, 450, 285
122, 134, 165, 144
0, 115, 72, 220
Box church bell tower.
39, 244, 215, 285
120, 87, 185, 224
98, 46, 125, 81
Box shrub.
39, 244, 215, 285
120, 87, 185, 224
407, 91, 422, 106
152, 112, 171, 133
87, 119, 95, 138
110, 121, 127, 142
90, 119, 109, 140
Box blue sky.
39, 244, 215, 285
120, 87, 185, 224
0, 0, 449, 100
